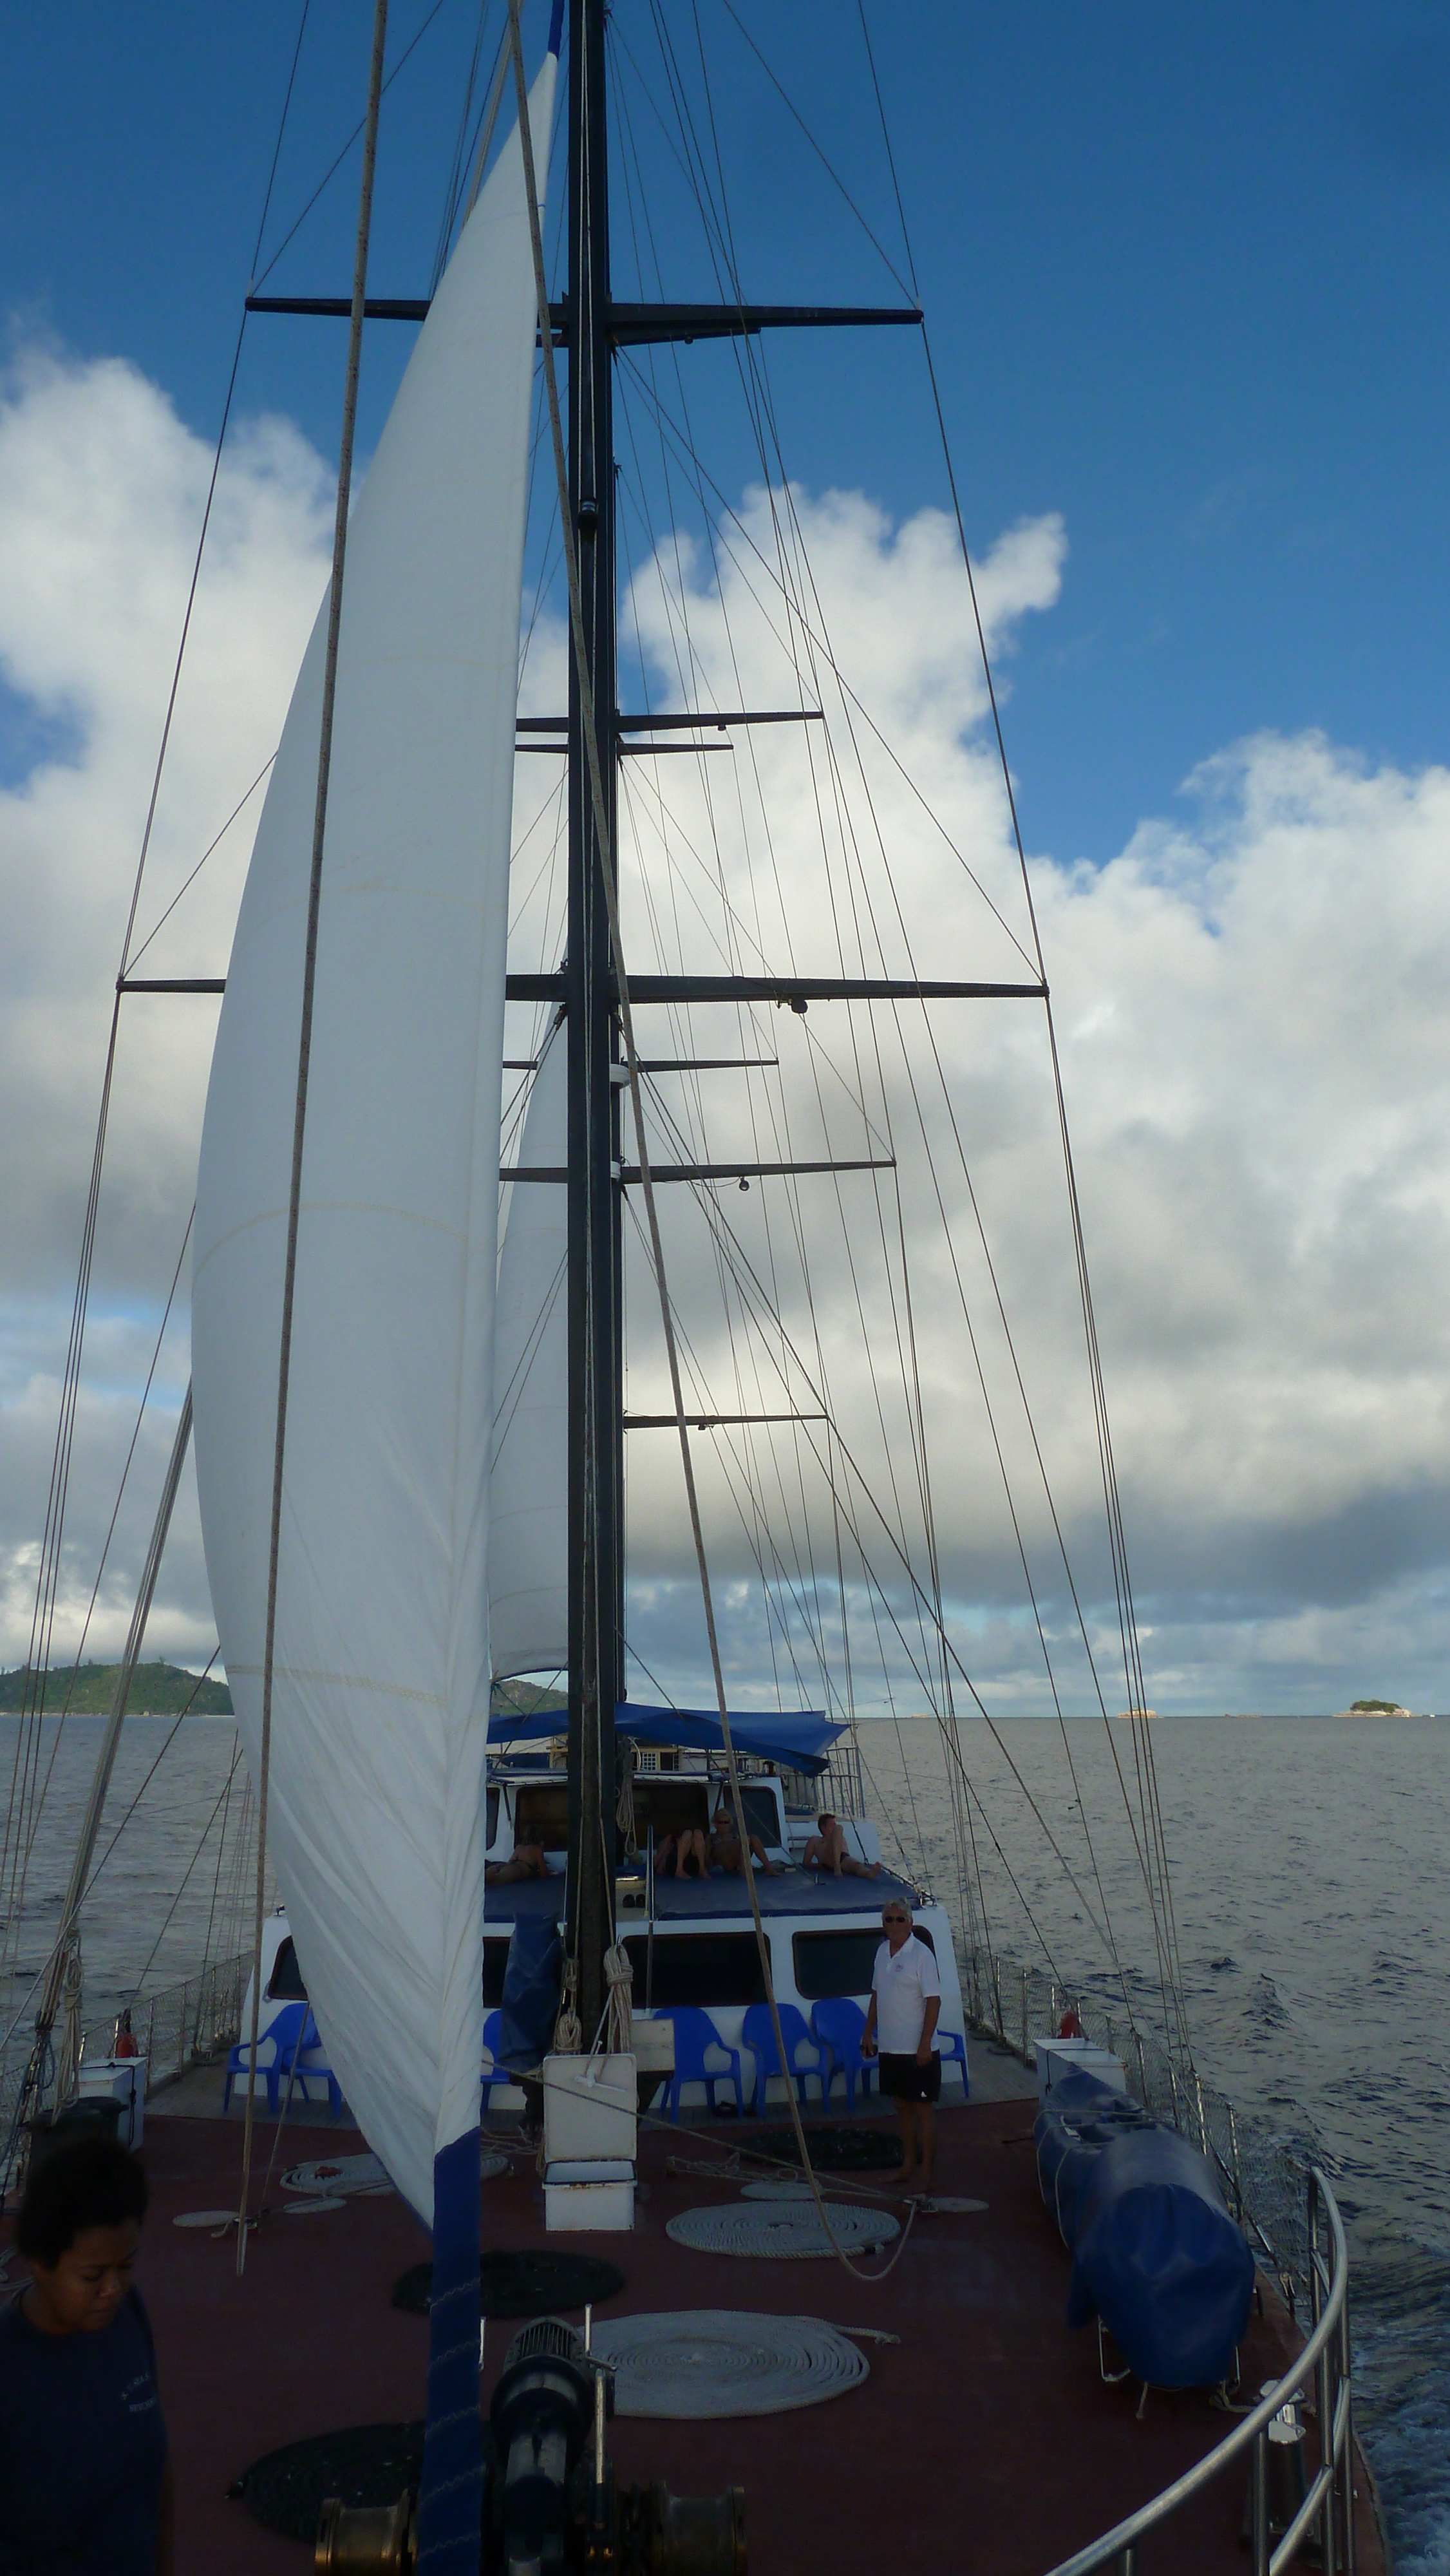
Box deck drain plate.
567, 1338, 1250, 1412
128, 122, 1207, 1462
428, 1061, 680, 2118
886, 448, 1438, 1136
391, 2248, 625, 2316
666, 2202, 899, 2260
235, 2421, 423, 2540
592, 2309, 869, 2416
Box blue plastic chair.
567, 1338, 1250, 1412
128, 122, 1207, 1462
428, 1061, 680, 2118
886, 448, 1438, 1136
222, 1999, 308, 2116
655, 2007, 746, 2119
935, 2029, 970, 2096
481, 2009, 513, 2112
810, 1996, 878, 2110
278, 2009, 344, 2118
742, 2001, 827, 2110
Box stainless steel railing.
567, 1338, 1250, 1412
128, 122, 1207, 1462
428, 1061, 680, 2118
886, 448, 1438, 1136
1042, 2166, 1357, 2576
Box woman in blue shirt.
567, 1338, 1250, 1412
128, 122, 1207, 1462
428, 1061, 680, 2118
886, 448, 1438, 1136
0, 2134, 173, 2574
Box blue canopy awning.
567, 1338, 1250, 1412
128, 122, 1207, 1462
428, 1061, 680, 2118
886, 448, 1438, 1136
486, 1698, 844, 1777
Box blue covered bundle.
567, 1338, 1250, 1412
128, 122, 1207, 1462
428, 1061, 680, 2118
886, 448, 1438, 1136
1035, 2072, 1255, 2389
497, 1915, 561, 2071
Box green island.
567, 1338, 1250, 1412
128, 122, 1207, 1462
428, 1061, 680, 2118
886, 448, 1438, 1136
0, 1660, 234, 1716
0, 1665, 567, 1720
1348, 1698, 1409, 1715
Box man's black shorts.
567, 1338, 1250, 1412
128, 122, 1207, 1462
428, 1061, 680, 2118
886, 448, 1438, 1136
878, 2050, 941, 2104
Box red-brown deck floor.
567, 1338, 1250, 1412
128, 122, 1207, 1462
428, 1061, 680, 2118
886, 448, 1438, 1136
16, 2100, 1385, 2576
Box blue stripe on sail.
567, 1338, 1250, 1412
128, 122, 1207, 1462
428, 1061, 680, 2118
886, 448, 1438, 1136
417, 2128, 482, 2572
547, 0, 564, 57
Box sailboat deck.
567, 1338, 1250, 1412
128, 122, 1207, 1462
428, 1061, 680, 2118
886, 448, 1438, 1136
67, 2097, 1386, 2576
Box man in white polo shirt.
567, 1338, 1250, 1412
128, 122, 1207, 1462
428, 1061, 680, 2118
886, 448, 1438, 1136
860, 1895, 941, 2194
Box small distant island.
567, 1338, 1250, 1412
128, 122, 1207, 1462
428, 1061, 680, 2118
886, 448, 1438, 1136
1335, 1697, 1417, 1719
0, 1660, 234, 1716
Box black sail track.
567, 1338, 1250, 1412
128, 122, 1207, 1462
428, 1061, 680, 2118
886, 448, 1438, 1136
565, 0, 621, 2039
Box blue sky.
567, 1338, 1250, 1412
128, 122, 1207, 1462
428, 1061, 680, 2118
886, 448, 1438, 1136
1, 1, 1447, 863
3, 3, 1450, 1710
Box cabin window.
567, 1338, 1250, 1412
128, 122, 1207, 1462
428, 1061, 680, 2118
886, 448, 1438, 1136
486, 1788, 500, 1849
733, 1784, 782, 1845
266, 1937, 308, 2001
792, 1924, 935, 2000
623, 1931, 768, 2007
514, 1782, 571, 1851
631, 1779, 710, 1842
483, 1942, 509, 2007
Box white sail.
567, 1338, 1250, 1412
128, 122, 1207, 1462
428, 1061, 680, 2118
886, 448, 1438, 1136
191, 57, 557, 2224
491, 1015, 569, 1680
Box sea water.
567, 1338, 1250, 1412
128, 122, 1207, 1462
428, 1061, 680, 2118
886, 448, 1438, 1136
2, 1709, 1445, 2570
865, 1713, 1450, 2576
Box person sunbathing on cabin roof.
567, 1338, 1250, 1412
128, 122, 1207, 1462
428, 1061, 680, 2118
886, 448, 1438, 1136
710, 1799, 780, 1875
484, 1842, 548, 1886
655, 1828, 710, 1879
802, 1810, 881, 1879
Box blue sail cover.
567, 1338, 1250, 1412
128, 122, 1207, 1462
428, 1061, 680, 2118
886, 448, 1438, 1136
487, 1698, 845, 1776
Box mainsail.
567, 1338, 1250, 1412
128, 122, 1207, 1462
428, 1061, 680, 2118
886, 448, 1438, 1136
491, 1012, 569, 1680
191, 47, 558, 2230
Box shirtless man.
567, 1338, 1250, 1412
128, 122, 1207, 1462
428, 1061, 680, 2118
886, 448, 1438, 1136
710, 1800, 780, 1877
484, 1842, 547, 1887
802, 1811, 881, 1879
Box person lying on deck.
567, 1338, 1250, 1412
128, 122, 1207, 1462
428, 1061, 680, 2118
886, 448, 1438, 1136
802, 1811, 881, 1878
655, 1828, 710, 1879
484, 1842, 548, 1886
710, 1800, 780, 1875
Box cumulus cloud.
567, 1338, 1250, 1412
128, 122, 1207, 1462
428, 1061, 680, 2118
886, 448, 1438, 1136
596, 483, 1450, 1714
2, 346, 1447, 1714
0, 346, 331, 1669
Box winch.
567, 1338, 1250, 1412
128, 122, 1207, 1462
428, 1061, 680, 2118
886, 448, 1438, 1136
314, 2320, 745, 2576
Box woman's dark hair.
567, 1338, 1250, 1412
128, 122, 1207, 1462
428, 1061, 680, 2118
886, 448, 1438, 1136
15, 2136, 148, 2267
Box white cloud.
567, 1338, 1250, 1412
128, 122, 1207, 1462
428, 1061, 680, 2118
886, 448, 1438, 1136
0, 346, 332, 1669
2, 348, 1448, 1714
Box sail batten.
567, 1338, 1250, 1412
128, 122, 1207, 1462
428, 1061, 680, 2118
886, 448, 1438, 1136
192, 57, 558, 2227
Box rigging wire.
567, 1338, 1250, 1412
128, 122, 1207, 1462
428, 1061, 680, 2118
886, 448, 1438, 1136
609, 17, 1135, 1996
124, 760, 275, 978
608, 242, 1187, 2047
854, 0, 1192, 2063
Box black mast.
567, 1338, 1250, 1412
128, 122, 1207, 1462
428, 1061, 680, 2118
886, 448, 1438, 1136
564, 0, 621, 2045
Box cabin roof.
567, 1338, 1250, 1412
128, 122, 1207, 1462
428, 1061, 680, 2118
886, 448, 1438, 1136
484, 1864, 920, 1932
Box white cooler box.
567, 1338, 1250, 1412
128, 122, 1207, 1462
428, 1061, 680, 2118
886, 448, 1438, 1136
77, 2058, 146, 2149
1034, 2034, 1126, 2103
543, 2052, 637, 2163
544, 2158, 635, 2232
630, 2015, 675, 2077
